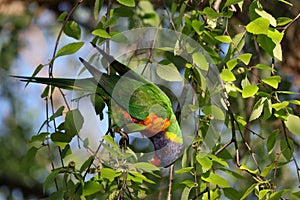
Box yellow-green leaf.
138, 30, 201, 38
83, 181, 104, 196
220, 69, 236, 82
201, 172, 230, 188
240, 165, 258, 174
157, 62, 182, 82
196, 154, 212, 170
242, 85, 258, 98
272, 101, 289, 111
175, 167, 194, 174
250, 97, 266, 121
116, 0, 135, 7
215, 35, 232, 43
246, 17, 270, 35
285, 114, 300, 136
226, 58, 238, 70
193, 52, 209, 71
55, 42, 84, 58
92, 29, 111, 38
277, 17, 292, 26
63, 21, 81, 40
203, 105, 225, 120
238, 53, 252, 65
262, 76, 281, 89
255, 9, 276, 27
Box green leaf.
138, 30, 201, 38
43, 169, 59, 193
250, 97, 265, 121
289, 99, 300, 105
94, 0, 103, 19
114, 7, 134, 17
222, 168, 245, 179
226, 58, 238, 70
223, 188, 242, 200
65, 109, 84, 137
262, 75, 281, 89
131, 162, 159, 172
196, 153, 212, 170
292, 191, 300, 198
246, 17, 270, 35
255, 9, 276, 27
175, 167, 194, 174
268, 29, 284, 43
260, 163, 276, 178
263, 99, 272, 120
55, 42, 84, 58
277, 17, 292, 26
259, 189, 272, 199
270, 190, 288, 200
156, 61, 182, 82
201, 7, 219, 19
280, 138, 294, 160
102, 135, 119, 150
215, 35, 232, 43
51, 131, 71, 148
110, 32, 129, 43
63, 21, 81, 40
240, 183, 258, 200
25, 64, 44, 87
238, 53, 252, 65
92, 29, 111, 38
232, 31, 245, 54
116, 0, 135, 7
278, 0, 293, 6
61, 144, 71, 158
220, 69, 236, 82
181, 186, 193, 200
285, 114, 300, 136
192, 52, 209, 71
80, 156, 94, 172
192, 20, 204, 35
240, 165, 258, 174
30, 132, 49, 143
83, 181, 103, 196
128, 171, 155, 184
41, 85, 50, 98
201, 172, 230, 188
257, 34, 275, 55
57, 11, 67, 22
272, 101, 289, 111
242, 84, 259, 98
101, 167, 121, 182
224, 0, 243, 8
49, 106, 65, 121
90, 94, 105, 120
180, 180, 196, 188
277, 91, 300, 95
208, 154, 229, 167
21, 146, 38, 172
252, 64, 273, 71
203, 105, 225, 120
241, 77, 251, 89
273, 43, 282, 61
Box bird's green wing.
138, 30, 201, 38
13, 76, 96, 91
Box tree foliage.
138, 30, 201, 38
1, 0, 300, 199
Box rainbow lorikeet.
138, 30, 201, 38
14, 44, 184, 167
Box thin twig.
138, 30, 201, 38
167, 164, 174, 200
283, 11, 300, 32
45, 97, 59, 191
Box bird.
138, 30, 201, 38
14, 43, 184, 167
